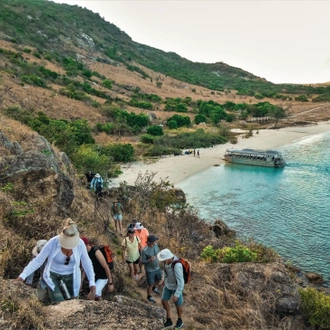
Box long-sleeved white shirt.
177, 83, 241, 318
19, 236, 95, 297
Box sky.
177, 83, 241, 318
50, 0, 330, 85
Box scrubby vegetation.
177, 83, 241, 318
299, 287, 330, 328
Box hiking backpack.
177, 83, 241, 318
172, 258, 191, 284
98, 245, 114, 270
95, 179, 102, 192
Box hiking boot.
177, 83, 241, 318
134, 274, 139, 281
175, 318, 184, 329
163, 318, 173, 329
147, 296, 156, 303
152, 287, 160, 294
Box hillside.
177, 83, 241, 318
1, 1, 330, 329
0, 123, 314, 330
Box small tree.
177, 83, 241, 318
146, 125, 163, 136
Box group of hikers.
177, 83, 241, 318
16, 217, 186, 329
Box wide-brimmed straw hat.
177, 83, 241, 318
32, 239, 48, 257
157, 248, 173, 262
59, 224, 80, 249
95, 173, 101, 178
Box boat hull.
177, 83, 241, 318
224, 156, 285, 168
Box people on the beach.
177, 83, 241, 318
197, 150, 200, 158
111, 199, 125, 234
16, 218, 96, 304
158, 248, 185, 329
90, 173, 104, 197
141, 235, 162, 303
81, 237, 114, 301
121, 227, 141, 280
193, 149, 196, 157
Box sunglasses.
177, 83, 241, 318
64, 256, 70, 265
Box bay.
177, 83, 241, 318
178, 131, 330, 281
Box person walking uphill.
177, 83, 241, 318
111, 199, 124, 234
16, 219, 96, 304
141, 235, 162, 303
81, 237, 114, 301
122, 227, 141, 280
158, 248, 184, 329
90, 173, 104, 198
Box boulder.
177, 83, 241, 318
0, 131, 74, 216
305, 272, 323, 284
211, 219, 236, 237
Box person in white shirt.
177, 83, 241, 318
16, 218, 96, 304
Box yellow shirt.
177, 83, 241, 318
121, 236, 140, 262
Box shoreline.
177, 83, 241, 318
112, 121, 330, 186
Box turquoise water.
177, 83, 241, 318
178, 131, 330, 281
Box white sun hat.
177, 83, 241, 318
157, 248, 174, 262
134, 222, 144, 230
32, 239, 48, 257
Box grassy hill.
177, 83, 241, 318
1, 0, 330, 96
1, 0, 330, 178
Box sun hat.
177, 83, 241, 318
147, 235, 159, 244
32, 239, 48, 257
135, 222, 144, 230
127, 228, 135, 234
59, 222, 80, 249
81, 237, 89, 245
157, 248, 173, 262
95, 173, 100, 178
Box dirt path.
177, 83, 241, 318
134, 272, 198, 329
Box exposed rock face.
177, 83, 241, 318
211, 219, 236, 237
0, 279, 166, 330
216, 262, 300, 315
0, 131, 74, 216
305, 272, 323, 284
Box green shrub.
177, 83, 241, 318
21, 75, 47, 88
219, 242, 257, 263
140, 134, 155, 144
33, 52, 41, 59
295, 95, 308, 102
299, 287, 330, 328
101, 144, 134, 162
102, 79, 112, 89
167, 120, 178, 129
146, 125, 163, 136
71, 144, 111, 174
194, 114, 207, 125
144, 145, 181, 157
22, 48, 31, 53
201, 245, 221, 263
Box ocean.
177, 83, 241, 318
177, 131, 330, 282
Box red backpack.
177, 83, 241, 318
98, 245, 114, 270
172, 258, 191, 284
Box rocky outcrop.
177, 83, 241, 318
305, 272, 323, 284
0, 279, 166, 330
0, 131, 74, 216
219, 262, 300, 314
211, 219, 236, 237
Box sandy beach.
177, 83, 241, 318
111, 121, 330, 186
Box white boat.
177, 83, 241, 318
224, 148, 286, 167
